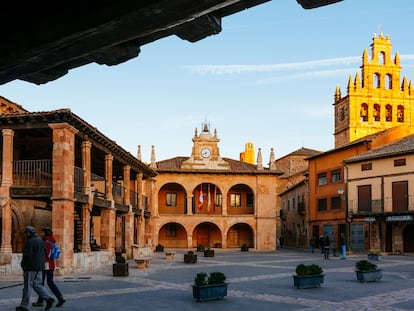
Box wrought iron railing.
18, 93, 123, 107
13, 159, 52, 187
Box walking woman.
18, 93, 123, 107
32, 227, 66, 308
323, 235, 330, 260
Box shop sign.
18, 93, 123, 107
386, 215, 413, 222
364, 217, 376, 222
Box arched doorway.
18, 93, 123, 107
193, 222, 221, 248
227, 223, 254, 248
158, 222, 187, 248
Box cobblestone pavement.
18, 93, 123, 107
1, 248, 414, 311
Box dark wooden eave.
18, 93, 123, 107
0, 0, 341, 85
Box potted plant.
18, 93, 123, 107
197, 244, 205, 252
367, 249, 382, 261
184, 250, 197, 264
355, 260, 382, 283
241, 243, 249, 251
113, 254, 129, 277
192, 271, 228, 301
204, 247, 215, 257
292, 264, 324, 289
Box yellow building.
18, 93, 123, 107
151, 123, 281, 250
334, 33, 414, 148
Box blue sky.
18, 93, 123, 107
2, 0, 414, 163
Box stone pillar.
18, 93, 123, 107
49, 123, 78, 273
125, 212, 134, 258
123, 165, 130, 206
100, 208, 115, 250
0, 129, 14, 263
101, 154, 115, 251
187, 194, 193, 215
222, 197, 228, 216
105, 154, 113, 201
81, 141, 92, 252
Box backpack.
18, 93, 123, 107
48, 241, 61, 260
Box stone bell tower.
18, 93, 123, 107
334, 33, 414, 148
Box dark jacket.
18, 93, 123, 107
21, 233, 46, 271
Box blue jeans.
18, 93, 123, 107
341, 245, 347, 259
37, 270, 63, 302
19, 271, 52, 308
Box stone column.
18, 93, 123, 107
0, 129, 14, 263
101, 154, 115, 251
125, 212, 134, 258
81, 141, 92, 252
222, 197, 228, 216
187, 193, 193, 215
123, 165, 130, 206
49, 123, 78, 273
105, 154, 113, 201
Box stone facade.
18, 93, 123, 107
152, 124, 281, 250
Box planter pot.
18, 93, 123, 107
113, 263, 129, 277
332, 250, 340, 257
184, 254, 197, 264
204, 249, 215, 257
155, 245, 164, 252
197, 245, 205, 252
192, 283, 228, 302
293, 274, 324, 289
241, 245, 249, 252
355, 269, 382, 283
368, 254, 382, 261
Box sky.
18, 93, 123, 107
2, 0, 414, 164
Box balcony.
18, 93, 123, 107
349, 196, 414, 215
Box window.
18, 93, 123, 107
166, 224, 177, 237
361, 163, 372, 171
287, 199, 290, 211
397, 105, 404, 122
331, 196, 342, 210
358, 185, 372, 212
216, 193, 222, 207
373, 104, 380, 121
292, 197, 296, 210
318, 198, 327, 211
331, 169, 341, 183
394, 158, 406, 167
373, 73, 380, 88
230, 193, 241, 207
318, 173, 327, 186
386, 74, 392, 89
386, 104, 392, 122
360, 103, 368, 122
246, 193, 254, 207
166, 192, 177, 206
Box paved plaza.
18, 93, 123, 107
1, 248, 414, 311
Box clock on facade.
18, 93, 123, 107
201, 148, 211, 158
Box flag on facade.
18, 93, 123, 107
207, 184, 212, 213
198, 184, 204, 210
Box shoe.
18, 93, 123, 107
45, 298, 55, 310
32, 301, 44, 307
16, 307, 28, 311
56, 298, 66, 307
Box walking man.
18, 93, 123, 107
16, 226, 55, 311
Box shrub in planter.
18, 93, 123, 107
355, 260, 382, 283
204, 248, 215, 257
155, 243, 164, 252
113, 255, 129, 276
184, 250, 197, 264
293, 264, 324, 289
241, 244, 249, 251
192, 272, 228, 301
197, 244, 205, 252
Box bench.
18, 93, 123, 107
135, 257, 151, 269
165, 251, 176, 260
